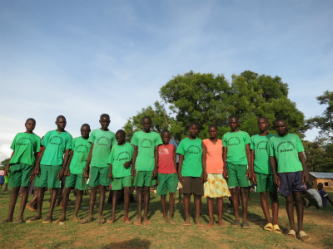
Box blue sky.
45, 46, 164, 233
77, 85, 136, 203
0, 0, 332, 161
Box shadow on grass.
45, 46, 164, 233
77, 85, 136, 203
101, 238, 151, 249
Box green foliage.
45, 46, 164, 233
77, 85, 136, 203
304, 139, 333, 172
124, 71, 305, 139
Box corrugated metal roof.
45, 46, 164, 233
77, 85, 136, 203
310, 172, 333, 179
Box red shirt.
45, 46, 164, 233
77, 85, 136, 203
158, 144, 176, 174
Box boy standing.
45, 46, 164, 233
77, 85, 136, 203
131, 116, 162, 225
82, 114, 115, 224
269, 119, 309, 240
223, 117, 253, 228
108, 129, 133, 224
156, 130, 178, 223
30, 115, 72, 223
57, 124, 91, 224
250, 118, 280, 232
177, 123, 203, 225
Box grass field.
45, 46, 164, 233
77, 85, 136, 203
0, 190, 332, 249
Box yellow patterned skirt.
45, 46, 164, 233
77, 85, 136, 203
204, 173, 231, 198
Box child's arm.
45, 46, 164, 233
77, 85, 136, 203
245, 144, 254, 181
153, 146, 159, 177
173, 145, 177, 172
250, 150, 256, 184
34, 147, 45, 176
59, 149, 71, 179
178, 154, 184, 183
298, 152, 309, 184
63, 150, 74, 176
270, 156, 280, 187
84, 144, 94, 178
108, 163, 113, 179
222, 147, 227, 178
202, 142, 207, 182
131, 145, 138, 176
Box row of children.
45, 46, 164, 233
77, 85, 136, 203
3, 114, 310, 240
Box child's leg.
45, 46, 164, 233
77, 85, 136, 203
81, 187, 97, 223
207, 197, 214, 225
194, 194, 201, 224
32, 187, 45, 220
160, 195, 167, 219
143, 186, 150, 224
293, 191, 304, 233
44, 188, 58, 222
270, 191, 279, 225
240, 187, 249, 223
123, 187, 130, 223
98, 185, 106, 223
217, 197, 224, 225
135, 187, 143, 225
285, 194, 295, 230
59, 188, 71, 221
110, 190, 118, 223
5, 186, 20, 222
230, 187, 240, 222
168, 193, 175, 219
260, 192, 272, 224
74, 190, 83, 220
18, 187, 29, 222
183, 194, 191, 225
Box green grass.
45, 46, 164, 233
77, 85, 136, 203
0, 190, 332, 249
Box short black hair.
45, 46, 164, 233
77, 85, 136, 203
141, 116, 152, 123
161, 130, 170, 136
26, 118, 36, 124
208, 124, 218, 130
258, 117, 268, 123
100, 113, 110, 120
81, 123, 90, 129
187, 123, 199, 130
116, 129, 126, 136
56, 115, 66, 121
228, 116, 239, 122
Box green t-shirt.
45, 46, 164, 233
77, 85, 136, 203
250, 134, 274, 174
131, 131, 162, 171
176, 137, 202, 177
222, 130, 250, 165
88, 129, 115, 168
108, 142, 133, 178
69, 137, 92, 175
9, 132, 41, 166
41, 130, 72, 166
268, 133, 304, 173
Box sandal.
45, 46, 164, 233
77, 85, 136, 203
288, 229, 296, 237
273, 224, 282, 233
264, 223, 273, 231
298, 230, 310, 241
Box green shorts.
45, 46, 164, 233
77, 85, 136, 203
255, 173, 276, 193
227, 163, 251, 188
34, 165, 62, 189
157, 173, 178, 195
134, 171, 153, 187
112, 175, 132, 190
65, 173, 86, 190
8, 164, 33, 188
88, 166, 110, 187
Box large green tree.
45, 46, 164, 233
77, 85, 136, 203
125, 71, 305, 139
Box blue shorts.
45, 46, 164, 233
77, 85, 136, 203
278, 171, 305, 197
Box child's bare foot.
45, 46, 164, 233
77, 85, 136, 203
143, 218, 151, 225
123, 217, 131, 224
98, 216, 106, 224
42, 216, 53, 224
163, 216, 169, 223
15, 218, 26, 224
195, 217, 203, 226
134, 218, 142, 226
26, 203, 37, 212
217, 220, 224, 226
26, 215, 41, 223
80, 216, 93, 224
183, 219, 191, 226
207, 220, 214, 227
72, 216, 81, 223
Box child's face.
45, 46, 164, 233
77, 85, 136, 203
162, 132, 170, 144
229, 118, 239, 131
258, 118, 269, 133
25, 120, 36, 132
56, 117, 67, 130
275, 121, 287, 136
100, 116, 110, 130
142, 118, 152, 132
116, 132, 125, 144
208, 127, 217, 139
189, 125, 198, 137
81, 125, 91, 139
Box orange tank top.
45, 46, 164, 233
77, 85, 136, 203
203, 138, 224, 174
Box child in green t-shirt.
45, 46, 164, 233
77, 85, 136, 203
107, 129, 133, 224
29, 115, 72, 223
176, 123, 203, 225
56, 124, 91, 224
269, 119, 309, 241
131, 116, 162, 225
82, 114, 115, 224
222, 116, 253, 228
250, 117, 280, 232
3, 118, 40, 223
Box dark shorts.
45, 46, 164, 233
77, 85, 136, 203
182, 177, 204, 196
278, 171, 305, 197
